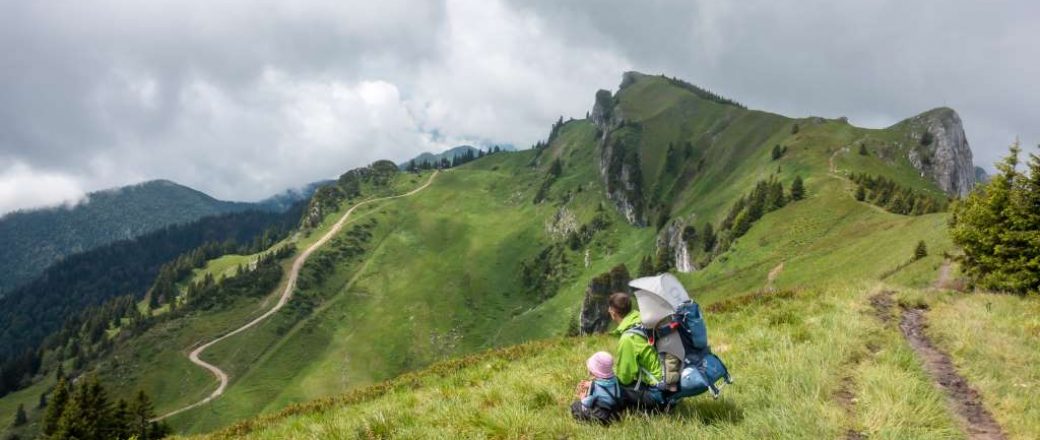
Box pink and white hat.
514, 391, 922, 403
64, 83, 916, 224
586, 351, 615, 379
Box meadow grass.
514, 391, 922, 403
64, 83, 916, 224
185, 284, 961, 439
914, 290, 1040, 439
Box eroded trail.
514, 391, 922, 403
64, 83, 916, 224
155, 172, 438, 421
899, 307, 1007, 440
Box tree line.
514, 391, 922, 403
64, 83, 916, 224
31, 373, 169, 440
849, 172, 946, 215
662, 75, 747, 109
405, 147, 505, 172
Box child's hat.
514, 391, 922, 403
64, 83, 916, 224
586, 351, 615, 379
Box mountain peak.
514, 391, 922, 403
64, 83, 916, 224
898, 106, 976, 197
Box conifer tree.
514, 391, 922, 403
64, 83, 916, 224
42, 376, 70, 436
855, 185, 866, 201
791, 176, 805, 200
914, 241, 928, 260
950, 139, 1039, 293
13, 403, 27, 426
638, 255, 655, 277
859, 143, 868, 156
654, 244, 672, 273
702, 223, 716, 253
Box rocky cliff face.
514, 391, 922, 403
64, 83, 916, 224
579, 264, 631, 335
902, 108, 976, 197
591, 75, 647, 226
660, 218, 696, 273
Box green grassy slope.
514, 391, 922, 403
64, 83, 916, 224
192, 285, 971, 440
4, 72, 996, 437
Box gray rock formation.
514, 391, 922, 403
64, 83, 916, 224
901, 108, 976, 197
591, 83, 646, 226
660, 218, 696, 273
579, 264, 631, 335
591, 89, 616, 133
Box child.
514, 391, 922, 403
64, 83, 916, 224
570, 351, 623, 425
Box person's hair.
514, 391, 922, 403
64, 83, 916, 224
608, 292, 632, 316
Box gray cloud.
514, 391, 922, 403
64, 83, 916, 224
0, 0, 1035, 214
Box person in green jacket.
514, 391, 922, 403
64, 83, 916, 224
608, 292, 665, 409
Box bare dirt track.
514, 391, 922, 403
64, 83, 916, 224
868, 290, 1005, 439
154, 171, 438, 421
899, 307, 1007, 440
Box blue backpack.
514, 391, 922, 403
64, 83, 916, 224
628, 300, 732, 403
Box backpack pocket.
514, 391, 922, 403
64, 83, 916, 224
679, 302, 709, 350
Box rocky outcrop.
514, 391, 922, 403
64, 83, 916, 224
659, 217, 696, 273
592, 82, 646, 226
579, 264, 631, 335
901, 108, 976, 197
591, 89, 616, 133
544, 207, 578, 240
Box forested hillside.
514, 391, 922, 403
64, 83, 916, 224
0, 180, 257, 296
0, 204, 304, 400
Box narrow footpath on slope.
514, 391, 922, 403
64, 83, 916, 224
155, 171, 439, 420
869, 290, 1007, 440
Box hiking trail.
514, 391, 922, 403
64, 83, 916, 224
935, 259, 953, 290
870, 291, 1006, 440
155, 172, 438, 421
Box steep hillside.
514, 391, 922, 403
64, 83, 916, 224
0, 180, 257, 296
0, 72, 986, 437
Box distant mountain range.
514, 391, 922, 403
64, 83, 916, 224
398, 144, 516, 169
0, 179, 319, 296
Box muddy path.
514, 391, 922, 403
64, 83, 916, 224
868, 291, 1006, 439
899, 307, 1007, 440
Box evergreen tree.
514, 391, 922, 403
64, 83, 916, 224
702, 223, 716, 253
771, 144, 784, 160
791, 176, 805, 200
855, 185, 866, 201
638, 255, 655, 277
130, 390, 168, 440
950, 140, 1039, 294
654, 244, 672, 273
13, 403, 27, 426
859, 143, 869, 156
42, 376, 70, 436
914, 241, 928, 260
54, 375, 112, 440
111, 400, 132, 440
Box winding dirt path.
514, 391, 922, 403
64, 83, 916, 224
155, 172, 438, 421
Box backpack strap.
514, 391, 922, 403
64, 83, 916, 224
623, 325, 662, 389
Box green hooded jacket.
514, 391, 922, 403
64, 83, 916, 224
611, 310, 662, 386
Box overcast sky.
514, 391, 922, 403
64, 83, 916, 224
1, 0, 1036, 214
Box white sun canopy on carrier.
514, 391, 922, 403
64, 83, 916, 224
629, 273, 691, 328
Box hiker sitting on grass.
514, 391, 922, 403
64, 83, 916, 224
571, 351, 623, 425
608, 292, 666, 409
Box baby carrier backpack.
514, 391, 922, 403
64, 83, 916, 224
628, 274, 733, 404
